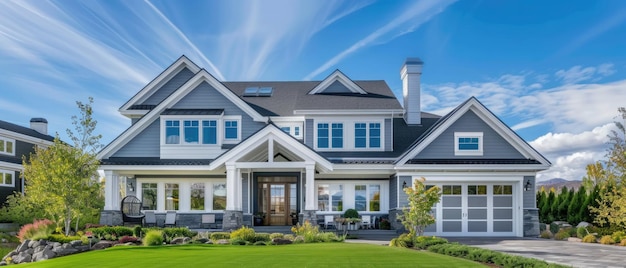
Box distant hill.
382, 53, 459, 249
537, 178, 582, 191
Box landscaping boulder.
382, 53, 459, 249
216, 239, 230, 245
12, 252, 32, 264
92, 240, 116, 250
271, 238, 293, 245
170, 237, 191, 245
195, 238, 209, 243
69, 240, 83, 247
16, 240, 30, 253
32, 247, 56, 262
577, 221, 591, 228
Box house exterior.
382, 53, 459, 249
0, 118, 55, 206
97, 56, 550, 237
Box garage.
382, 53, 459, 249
424, 182, 518, 237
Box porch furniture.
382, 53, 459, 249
201, 214, 216, 229
144, 210, 156, 227
164, 210, 177, 227
121, 196, 145, 226
324, 215, 335, 229
361, 215, 371, 229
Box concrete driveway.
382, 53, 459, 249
448, 237, 626, 268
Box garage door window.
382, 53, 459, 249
493, 185, 513, 232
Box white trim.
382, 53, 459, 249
275, 122, 303, 139
98, 69, 267, 159
0, 129, 53, 147
223, 116, 242, 143
119, 56, 201, 113
315, 180, 389, 213
454, 132, 483, 156
136, 178, 227, 212
0, 136, 15, 156
0, 169, 16, 187
313, 118, 385, 152
294, 109, 404, 115
395, 164, 550, 172
396, 98, 551, 167
0, 162, 24, 171
308, 70, 367, 95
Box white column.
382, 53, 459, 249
103, 170, 114, 210
305, 163, 316, 210
226, 164, 237, 210
268, 136, 274, 162
236, 168, 243, 211
157, 182, 165, 211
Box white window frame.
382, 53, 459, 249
0, 137, 15, 156
354, 122, 382, 149
314, 118, 384, 151
454, 132, 483, 156
276, 122, 303, 139
316, 180, 388, 213
0, 169, 15, 187
161, 115, 242, 146
222, 116, 242, 144
137, 179, 227, 212
354, 184, 382, 212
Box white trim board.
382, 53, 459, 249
308, 70, 367, 95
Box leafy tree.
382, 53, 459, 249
400, 178, 442, 238
10, 98, 103, 235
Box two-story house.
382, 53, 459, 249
97, 56, 550, 237
0, 118, 55, 206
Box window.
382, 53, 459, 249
165, 183, 179, 210
493, 185, 513, 195
294, 127, 300, 136
467, 185, 487, 195
331, 123, 343, 148
281, 127, 290, 134
0, 138, 14, 155
224, 120, 238, 140
318, 185, 329, 211
165, 121, 180, 144
355, 184, 380, 212
354, 123, 381, 149
355, 185, 366, 211
213, 183, 226, 210
454, 132, 483, 156
442, 185, 462, 195
317, 184, 343, 212
141, 183, 157, 210
0, 170, 14, 187
202, 120, 217, 144
190, 183, 205, 210
184, 120, 199, 144
317, 123, 329, 148
369, 185, 380, 211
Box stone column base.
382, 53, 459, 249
99, 210, 123, 226
222, 210, 243, 231
523, 208, 540, 237
301, 210, 317, 225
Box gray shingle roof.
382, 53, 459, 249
0, 119, 55, 142
161, 109, 223, 115
222, 80, 402, 116
101, 157, 212, 165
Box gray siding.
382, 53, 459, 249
414, 110, 524, 159
112, 120, 160, 157
242, 174, 249, 213
0, 170, 20, 203
172, 82, 265, 140
389, 175, 397, 208
321, 80, 351, 93
384, 118, 392, 151
523, 176, 536, 208
398, 176, 411, 208
305, 119, 314, 147
15, 140, 35, 159
142, 67, 195, 105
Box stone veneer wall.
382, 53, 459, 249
523, 208, 540, 237
388, 209, 405, 232
302, 210, 317, 225
222, 210, 243, 231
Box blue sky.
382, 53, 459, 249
1, 0, 625, 181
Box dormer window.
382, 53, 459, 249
454, 132, 483, 156
0, 136, 15, 155
276, 123, 303, 139
161, 114, 241, 146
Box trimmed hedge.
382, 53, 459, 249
210, 232, 230, 240
87, 226, 134, 240
427, 243, 570, 268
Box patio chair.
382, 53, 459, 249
144, 210, 156, 227
361, 215, 371, 229
164, 210, 177, 227
324, 215, 335, 229
120, 195, 145, 226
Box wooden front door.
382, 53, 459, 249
258, 179, 297, 225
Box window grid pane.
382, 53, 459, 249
165, 183, 179, 210
184, 120, 199, 144
331, 123, 343, 148
355, 185, 366, 211
369, 184, 380, 211
213, 184, 226, 210
224, 121, 238, 139
369, 123, 381, 148
141, 183, 157, 210
458, 137, 479, 150
190, 183, 205, 210
355, 123, 366, 148
331, 184, 343, 211
202, 120, 217, 144
318, 185, 329, 211
165, 120, 180, 144
317, 124, 329, 148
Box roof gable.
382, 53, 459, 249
119, 55, 201, 114
396, 97, 551, 168
98, 69, 266, 159
308, 70, 367, 95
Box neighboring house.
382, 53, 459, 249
0, 118, 55, 206
97, 56, 550, 237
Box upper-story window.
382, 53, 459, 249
184, 120, 199, 144
202, 120, 217, 144
277, 123, 303, 139
331, 123, 343, 148
317, 123, 344, 149
454, 132, 483, 156
0, 137, 14, 155
354, 123, 380, 148
162, 116, 240, 146
165, 121, 180, 144
224, 120, 238, 140
0, 170, 13, 187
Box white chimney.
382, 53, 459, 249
400, 58, 423, 125
30, 118, 48, 135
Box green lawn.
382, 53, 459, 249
18, 243, 485, 268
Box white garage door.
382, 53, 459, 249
424, 183, 516, 237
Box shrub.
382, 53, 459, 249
209, 232, 230, 240
269, 233, 284, 240
389, 233, 413, 248
17, 219, 55, 242
599, 235, 615, 245
428, 243, 569, 268
566, 227, 577, 237
554, 230, 570, 240
283, 234, 295, 241
582, 234, 596, 243
47, 234, 82, 244
539, 223, 546, 232
620, 239, 626, 246
143, 230, 164, 246
253, 241, 267, 246
254, 233, 270, 242
611, 231, 626, 243
162, 227, 196, 239
291, 221, 320, 243
577, 227, 587, 238
540, 230, 552, 239
588, 225, 621, 236
549, 222, 560, 234
230, 226, 256, 242
133, 226, 143, 237
119, 235, 139, 244
414, 236, 448, 249
230, 238, 248, 245
343, 209, 359, 219
87, 226, 133, 239
317, 232, 343, 242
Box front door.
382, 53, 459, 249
258, 176, 297, 225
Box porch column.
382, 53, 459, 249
225, 164, 237, 211
235, 168, 243, 211
103, 170, 119, 210
305, 163, 316, 210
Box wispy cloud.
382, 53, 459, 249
304, 0, 457, 80
555, 63, 615, 84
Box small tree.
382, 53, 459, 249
400, 178, 441, 238
545, 189, 556, 223
567, 185, 586, 224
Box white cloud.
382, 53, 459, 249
304, 0, 456, 80
554, 63, 615, 84
537, 151, 605, 182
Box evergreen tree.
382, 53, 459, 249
567, 185, 586, 224
545, 189, 556, 223
537, 187, 548, 223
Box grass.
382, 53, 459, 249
17, 243, 485, 267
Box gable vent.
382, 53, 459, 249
243, 87, 273, 97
